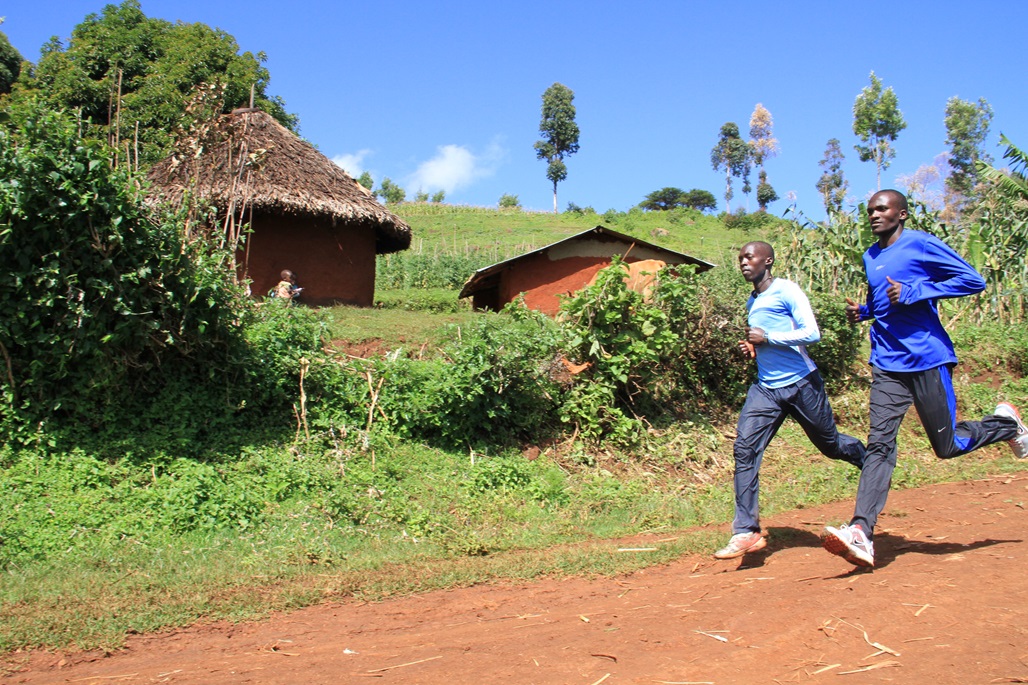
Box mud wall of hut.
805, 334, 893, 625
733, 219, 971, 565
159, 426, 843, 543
494, 239, 677, 316
241, 212, 377, 306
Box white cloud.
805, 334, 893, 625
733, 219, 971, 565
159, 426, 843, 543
406, 141, 505, 194
331, 149, 372, 177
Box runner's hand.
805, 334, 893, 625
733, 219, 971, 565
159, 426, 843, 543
845, 297, 861, 324
885, 276, 902, 304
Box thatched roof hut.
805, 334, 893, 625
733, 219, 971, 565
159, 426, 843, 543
147, 107, 411, 306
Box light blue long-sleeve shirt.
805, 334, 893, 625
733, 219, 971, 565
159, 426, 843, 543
747, 278, 819, 389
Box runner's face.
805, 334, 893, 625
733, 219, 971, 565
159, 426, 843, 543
867, 193, 907, 238
738, 245, 771, 284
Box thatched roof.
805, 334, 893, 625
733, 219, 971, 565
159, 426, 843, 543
147, 108, 411, 254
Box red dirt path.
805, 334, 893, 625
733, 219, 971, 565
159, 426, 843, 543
7, 475, 1028, 684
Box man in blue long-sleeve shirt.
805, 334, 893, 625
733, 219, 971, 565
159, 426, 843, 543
823, 189, 1028, 568
714, 241, 866, 560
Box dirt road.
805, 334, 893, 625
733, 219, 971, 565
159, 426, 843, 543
6, 475, 1028, 684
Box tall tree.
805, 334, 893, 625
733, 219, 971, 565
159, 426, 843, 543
11, 0, 295, 166
816, 138, 849, 215
852, 71, 906, 189
944, 96, 993, 209
748, 104, 779, 170
710, 122, 751, 212
749, 104, 779, 210
0, 28, 22, 96
534, 82, 580, 213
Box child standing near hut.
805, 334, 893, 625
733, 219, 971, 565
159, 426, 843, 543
272, 270, 302, 302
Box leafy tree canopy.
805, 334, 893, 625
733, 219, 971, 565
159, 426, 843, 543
756, 170, 778, 211
683, 188, 717, 212
852, 71, 906, 189
944, 96, 993, 205
639, 187, 716, 212
10, 0, 296, 167
376, 177, 405, 204
748, 103, 779, 168
756, 181, 779, 210
0, 29, 22, 95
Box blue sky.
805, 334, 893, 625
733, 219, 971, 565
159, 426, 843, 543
4, 1, 1027, 219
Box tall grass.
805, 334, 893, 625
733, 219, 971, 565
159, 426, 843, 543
779, 198, 1028, 325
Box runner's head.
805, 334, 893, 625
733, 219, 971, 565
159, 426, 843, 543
738, 241, 774, 285
867, 189, 908, 242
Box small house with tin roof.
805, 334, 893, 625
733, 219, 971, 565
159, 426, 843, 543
458, 226, 715, 316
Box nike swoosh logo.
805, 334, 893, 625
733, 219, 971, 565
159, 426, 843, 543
937, 427, 946, 433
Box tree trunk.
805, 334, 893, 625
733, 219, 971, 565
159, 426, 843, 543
552, 181, 558, 214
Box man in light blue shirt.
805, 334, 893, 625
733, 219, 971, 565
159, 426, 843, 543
715, 242, 866, 560
822, 189, 1028, 569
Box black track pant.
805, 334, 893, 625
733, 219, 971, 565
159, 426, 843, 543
733, 370, 866, 534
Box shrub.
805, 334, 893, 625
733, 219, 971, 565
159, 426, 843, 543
566, 202, 595, 215
721, 208, 782, 230
498, 193, 521, 209
0, 104, 259, 449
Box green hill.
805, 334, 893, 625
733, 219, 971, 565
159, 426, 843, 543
391, 203, 779, 267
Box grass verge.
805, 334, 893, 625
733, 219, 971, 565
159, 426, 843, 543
3, 396, 1026, 656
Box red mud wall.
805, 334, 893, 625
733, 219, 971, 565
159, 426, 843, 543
502, 254, 615, 316
241, 213, 377, 306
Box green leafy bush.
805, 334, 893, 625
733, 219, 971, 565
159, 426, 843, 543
804, 291, 866, 392
498, 193, 521, 209
0, 105, 247, 444
0, 102, 339, 456
373, 311, 563, 446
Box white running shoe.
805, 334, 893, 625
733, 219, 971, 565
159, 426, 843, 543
822, 524, 874, 567
713, 531, 767, 559
994, 403, 1028, 459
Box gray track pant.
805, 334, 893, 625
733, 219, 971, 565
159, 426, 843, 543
850, 364, 1019, 537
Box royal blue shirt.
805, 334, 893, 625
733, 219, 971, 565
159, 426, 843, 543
747, 278, 819, 389
857, 229, 985, 372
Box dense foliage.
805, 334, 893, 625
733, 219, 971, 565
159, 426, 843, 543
0, 29, 21, 95
0, 103, 317, 454
8, 0, 295, 167
782, 144, 1028, 326
639, 187, 717, 212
